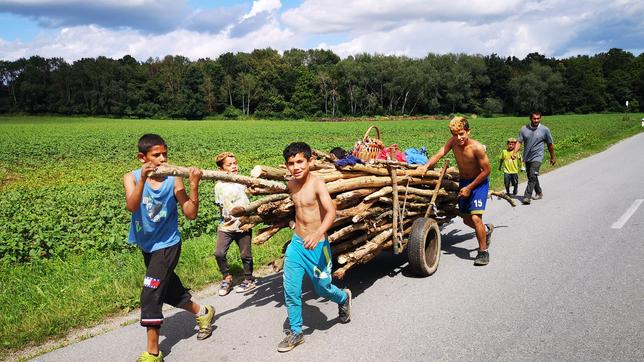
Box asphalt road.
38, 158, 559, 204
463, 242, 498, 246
35, 133, 644, 362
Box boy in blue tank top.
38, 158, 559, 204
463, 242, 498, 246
124, 134, 215, 362
418, 117, 494, 266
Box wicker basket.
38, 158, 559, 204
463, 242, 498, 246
351, 125, 385, 162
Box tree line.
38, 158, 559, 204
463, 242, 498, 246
1, 48, 642, 119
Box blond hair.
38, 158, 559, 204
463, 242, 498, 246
448, 116, 469, 132
215, 151, 236, 168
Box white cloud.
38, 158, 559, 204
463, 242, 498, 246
282, 0, 523, 33
321, 15, 581, 59
311, 0, 643, 58
0, 21, 298, 61
242, 0, 281, 20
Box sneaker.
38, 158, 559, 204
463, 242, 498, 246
235, 278, 257, 293
277, 330, 304, 352
218, 280, 232, 296
338, 289, 352, 323
474, 251, 489, 266
485, 224, 494, 248
196, 304, 215, 340
532, 193, 543, 200
522, 197, 531, 205
512, 190, 518, 196
137, 351, 164, 362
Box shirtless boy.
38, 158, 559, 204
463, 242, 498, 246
277, 142, 352, 352
418, 117, 494, 266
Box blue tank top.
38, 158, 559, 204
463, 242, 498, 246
128, 169, 181, 253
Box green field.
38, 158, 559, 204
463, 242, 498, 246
1, 114, 642, 357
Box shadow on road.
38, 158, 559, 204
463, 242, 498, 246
441, 228, 477, 260
157, 229, 500, 355
158, 311, 203, 357
155, 249, 414, 354
340, 252, 408, 296
441, 225, 508, 262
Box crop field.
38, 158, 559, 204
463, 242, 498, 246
0, 113, 642, 356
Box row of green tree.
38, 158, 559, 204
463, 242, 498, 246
1, 48, 642, 119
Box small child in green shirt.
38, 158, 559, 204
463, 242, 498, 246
499, 138, 524, 195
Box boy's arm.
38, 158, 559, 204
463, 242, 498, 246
302, 178, 337, 250
459, 145, 491, 198
124, 162, 155, 212
512, 141, 522, 160
418, 139, 453, 175
174, 167, 202, 220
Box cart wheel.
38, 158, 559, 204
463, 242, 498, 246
408, 217, 441, 276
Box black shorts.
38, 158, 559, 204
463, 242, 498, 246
140, 243, 192, 327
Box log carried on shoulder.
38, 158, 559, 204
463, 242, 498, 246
151, 164, 287, 192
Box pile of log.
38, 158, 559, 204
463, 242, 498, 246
152, 153, 514, 279
153, 154, 464, 279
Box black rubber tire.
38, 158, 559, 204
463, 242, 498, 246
407, 217, 441, 276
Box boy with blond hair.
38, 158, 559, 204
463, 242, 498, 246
124, 134, 215, 362
419, 117, 494, 266
499, 137, 524, 195
278, 142, 352, 352
213, 151, 255, 295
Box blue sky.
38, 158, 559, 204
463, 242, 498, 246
0, 0, 642, 61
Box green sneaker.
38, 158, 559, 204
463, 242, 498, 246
196, 304, 215, 340
277, 330, 304, 352
137, 351, 164, 362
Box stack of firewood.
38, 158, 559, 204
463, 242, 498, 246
153, 153, 464, 278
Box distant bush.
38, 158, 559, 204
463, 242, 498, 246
223, 106, 242, 120
282, 107, 303, 120
481, 98, 503, 117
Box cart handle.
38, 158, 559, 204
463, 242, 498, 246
424, 159, 450, 218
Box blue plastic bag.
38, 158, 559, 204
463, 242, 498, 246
405, 146, 428, 165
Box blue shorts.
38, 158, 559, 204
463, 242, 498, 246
458, 177, 489, 215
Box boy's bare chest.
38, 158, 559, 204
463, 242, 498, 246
291, 186, 317, 208
453, 145, 476, 163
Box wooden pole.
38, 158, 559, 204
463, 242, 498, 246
425, 159, 450, 218
230, 194, 290, 217
152, 164, 287, 192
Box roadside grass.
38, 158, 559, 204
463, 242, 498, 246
0, 113, 642, 358
0, 231, 290, 360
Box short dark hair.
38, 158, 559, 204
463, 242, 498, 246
283, 142, 312, 161
329, 147, 347, 160
138, 134, 166, 153
530, 111, 542, 120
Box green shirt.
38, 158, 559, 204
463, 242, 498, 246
499, 149, 521, 174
